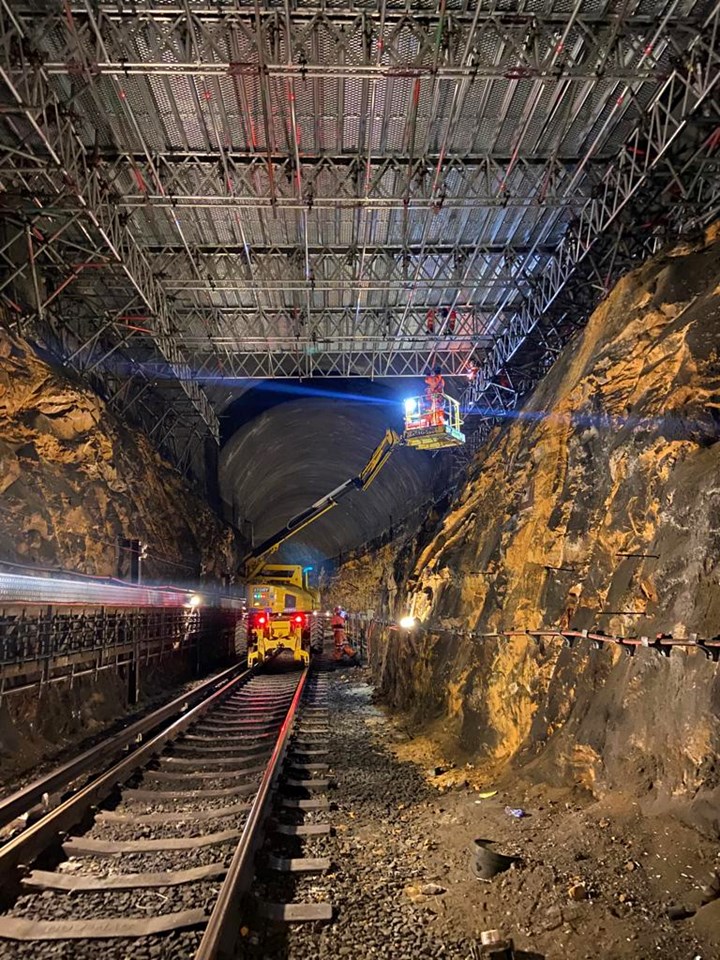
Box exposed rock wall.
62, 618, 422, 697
331, 228, 720, 834
0, 328, 241, 580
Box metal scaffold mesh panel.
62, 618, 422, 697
0, 0, 718, 472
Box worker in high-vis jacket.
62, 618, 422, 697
424, 366, 446, 426
331, 607, 357, 661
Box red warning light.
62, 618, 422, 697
257, 615, 267, 626
294, 614, 304, 625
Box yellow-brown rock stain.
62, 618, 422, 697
0, 328, 241, 579
336, 227, 720, 816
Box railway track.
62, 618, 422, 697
0, 654, 334, 960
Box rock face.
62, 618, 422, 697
0, 329, 240, 580
331, 228, 720, 834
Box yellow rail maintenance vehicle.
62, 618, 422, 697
241, 392, 464, 666
246, 564, 318, 667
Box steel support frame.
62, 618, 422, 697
462, 6, 720, 416
0, 234, 205, 475
150, 244, 552, 297
0, 2, 220, 445
32, 287, 213, 478
21, 5, 706, 83
42, 321, 203, 473
0, 0, 716, 459
171, 301, 499, 351
96, 153, 600, 211
192, 347, 476, 380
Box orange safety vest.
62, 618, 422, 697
425, 374, 445, 396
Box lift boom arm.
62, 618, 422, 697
244, 428, 402, 572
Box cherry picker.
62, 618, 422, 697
244, 391, 464, 666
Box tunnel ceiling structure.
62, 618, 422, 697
0, 0, 719, 481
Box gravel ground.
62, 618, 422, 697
4, 663, 714, 960
243, 665, 717, 960
168, 740, 280, 760
89, 813, 247, 842
278, 809, 332, 827
123, 773, 262, 792
10, 880, 221, 922
242, 665, 717, 960
0, 928, 203, 960
57, 841, 239, 878
268, 834, 333, 861
110, 794, 257, 813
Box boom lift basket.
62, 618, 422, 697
403, 394, 465, 450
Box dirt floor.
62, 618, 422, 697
307, 666, 719, 960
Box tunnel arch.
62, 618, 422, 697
218, 378, 448, 562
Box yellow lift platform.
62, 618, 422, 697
403, 393, 465, 450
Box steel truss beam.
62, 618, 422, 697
147, 243, 556, 258
148, 244, 552, 302
18, 5, 705, 83
171, 303, 503, 346
104, 154, 597, 212
194, 347, 475, 380
462, 3, 720, 417
0, 2, 220, 445
56, 151, 618, 168
0, 153, 610, 209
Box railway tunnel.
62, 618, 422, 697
0, 2, 719, 959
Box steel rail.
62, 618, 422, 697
20, 4, 692, 25
0, 661, 250, 832
0, 662, 257, 883
38, 63, 672, 82
196, 665, 309, 960
117, 195, 587, 211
